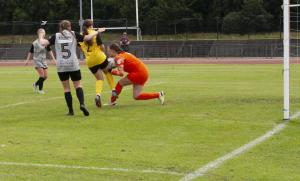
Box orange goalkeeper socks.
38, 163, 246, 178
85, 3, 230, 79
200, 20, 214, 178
115, 82, 123, 95
135, 93, 159, 100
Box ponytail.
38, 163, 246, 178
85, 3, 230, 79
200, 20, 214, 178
83, 19, 93, 46
83, 19, 93, 35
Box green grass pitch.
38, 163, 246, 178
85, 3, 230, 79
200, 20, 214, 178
0, 64, 300, 181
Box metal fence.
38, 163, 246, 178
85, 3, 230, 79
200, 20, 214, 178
0, 41, 285, 60
128, 44, 283, 58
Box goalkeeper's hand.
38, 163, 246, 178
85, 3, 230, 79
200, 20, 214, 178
111, 69, 124, 77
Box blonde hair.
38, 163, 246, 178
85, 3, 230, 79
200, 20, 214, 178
37, 28, 45, 38
59, 20, 71, 32
58, 20, 75, 38
37, 28, 45, 34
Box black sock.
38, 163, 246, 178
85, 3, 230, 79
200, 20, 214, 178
76, 87, 84, 105
35, 78, 41, 86
64, 92, 73, 113
39, 77, 45, 90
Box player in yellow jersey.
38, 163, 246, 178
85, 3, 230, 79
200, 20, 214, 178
79, 19, 116, 108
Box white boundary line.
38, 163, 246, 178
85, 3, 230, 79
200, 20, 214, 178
291, 111, 300, 120
0, 82, 165, 110
5, 80, 298, 179
0, 102, 30, 109
0, 161, 184, 176
179, 119, 292, 181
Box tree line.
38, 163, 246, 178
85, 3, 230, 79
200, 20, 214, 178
0, 0, 282, 34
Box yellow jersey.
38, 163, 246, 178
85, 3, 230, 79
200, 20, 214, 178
79, 29, 107, 68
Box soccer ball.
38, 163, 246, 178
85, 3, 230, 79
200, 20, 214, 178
107, 57, 116, 70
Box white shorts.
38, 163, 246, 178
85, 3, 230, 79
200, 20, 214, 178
34, 59, 48, 69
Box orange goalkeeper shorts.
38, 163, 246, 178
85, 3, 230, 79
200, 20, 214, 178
127, 70, 149, 86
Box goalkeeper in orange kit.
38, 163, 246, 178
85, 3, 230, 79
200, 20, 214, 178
107, 43, 165, 105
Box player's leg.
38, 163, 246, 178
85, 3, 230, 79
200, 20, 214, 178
94, 68, 105, 108
111, 77, 133, 105
103, 70, 115, 91
116, 77, 133, 94
71, 70, 89, 116
38, 68, 48, 94
35, 67, 46, 94
43, 68, 48, 80
94, 69, 104, 95
38, 61, 49, 93
90, 65, 105, 108
61, 79, 74, 116
133, 84, 162, 102
103, 70, 116, 104
102, 60, 117, 104
58, 72, 74, 115
131, 72, 165, 104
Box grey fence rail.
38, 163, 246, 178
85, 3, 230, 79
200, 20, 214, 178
129, 44, 283, 58
0, 40, 290, 60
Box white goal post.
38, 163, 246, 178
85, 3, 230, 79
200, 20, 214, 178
283, 0, 290, 120
80, 0, 141, 41
283, 0, 300, 120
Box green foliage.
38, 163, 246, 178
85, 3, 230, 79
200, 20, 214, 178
240, 0, 273, 33
222, 12, 243, 34
222, 0, 273, 34
0, 0, 281, 34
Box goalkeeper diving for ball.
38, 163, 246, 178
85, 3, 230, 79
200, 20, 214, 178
108, 43, 165, 106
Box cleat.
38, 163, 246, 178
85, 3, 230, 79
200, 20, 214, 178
158, 91, 165, 105
38, 90, 45, 95
110, 90, 118, 106
110, 97, 117, 106
95, 95, 102, 108
67, 112, 74, 116
110, 102, 117, 106
80, 105, 89, 116
33, 83, 38, 93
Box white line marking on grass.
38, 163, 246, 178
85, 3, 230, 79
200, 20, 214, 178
0, 82, 175, 176
180, 120, 290, 181
291, 111, 300, 120
0, 82, 165, 110
0, 102, 30, 109
0, 161, 184, 176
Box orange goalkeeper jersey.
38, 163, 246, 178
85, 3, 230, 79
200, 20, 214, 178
115, 52, 148, 73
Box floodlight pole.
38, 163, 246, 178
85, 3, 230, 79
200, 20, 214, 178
136, 0, 140, 41
91, 0, 94, 21
283, 0, 290, 120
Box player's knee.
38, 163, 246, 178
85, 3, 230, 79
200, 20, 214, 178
74, 84, 82, 89
64, 89, 71, 92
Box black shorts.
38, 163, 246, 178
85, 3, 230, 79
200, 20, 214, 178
89, 59, 109, 74
57, 70, 82, 82
35, 67, 48, 70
